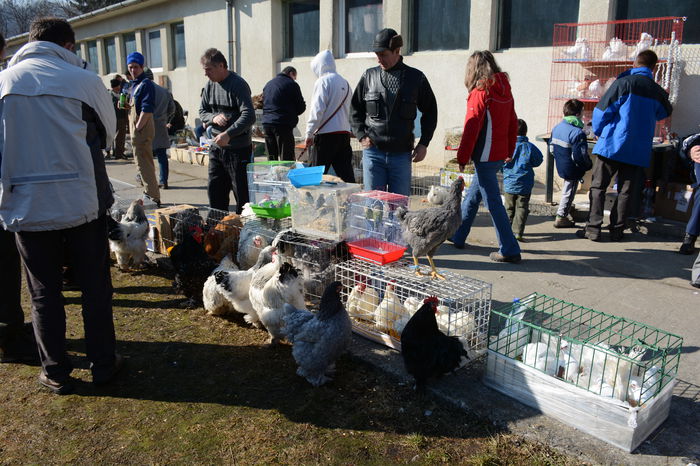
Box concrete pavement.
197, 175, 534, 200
107, 155, 700, 465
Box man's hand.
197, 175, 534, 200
360, 137, 373, 149
459, 164, 466, 173
411, 144, 427, 163
212, 113, 228, 126
305, 137, 314, 148
214, 131, 230, 147
690, 145, 700, 164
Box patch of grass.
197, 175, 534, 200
0, 264, 582, 464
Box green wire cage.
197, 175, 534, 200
488, 293, 683, 407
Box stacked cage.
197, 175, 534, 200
548, 17, 684, 139
484, 292, 682, 451
336, 259, 491, 354
246, 161, 295, 218
288, 182, 362, 241
345, 191, 408, 265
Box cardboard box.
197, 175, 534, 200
654, 183, 695, 222
154, 204, 198, 253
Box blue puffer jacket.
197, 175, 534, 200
503, 136, 543, 195
592, 67, 672, 167
551, 120, 589, 181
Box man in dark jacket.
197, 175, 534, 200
108, 78, 129, 159
262, 66, 306, 161
350, 28, 437, 196
578, 50, 672, 242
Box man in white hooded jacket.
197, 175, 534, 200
304, 50, 355, 182
0, 18, 121, 394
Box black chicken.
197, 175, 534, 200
169, 229, 217, 307
400, 296, 469, 395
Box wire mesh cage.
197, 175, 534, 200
235, 214, 292, 269
548, 17, 684, 138
246, 161, 295, 218
273, 230, 350, 306
410, 164, 442, 209
345, 191, 408, 265
350, 137, 364, 184
488, 293, 682, 407
335, 258, 492, 356
288, 182, 362, 241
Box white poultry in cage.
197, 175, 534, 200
602, 37, 627, 61
563, 37, 590, 60
630, 32, 653, 60
374, 283, 407, 333
346, 282, 379, 323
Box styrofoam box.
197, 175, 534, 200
483, 350, 675, 452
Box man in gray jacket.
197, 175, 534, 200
0, 18, 122, 394
199, 48, 255, 214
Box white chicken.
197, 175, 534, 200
108, 199, 150, 271
202, 253, 240, 316
588, 79, 604, 99
602, 37, 627, 60
391, 296, 422, 337
426, 185, 449, 205
522, 342, 559, 376
374, 283, 406, 334
249, 256, 306, 345
346, 282, 380, 323
563, 37, 590, 60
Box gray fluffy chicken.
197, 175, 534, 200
283, 281, 351, 387
107, 199, 150, 271
396, 177, 464, 279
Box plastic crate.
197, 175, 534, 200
288, 181, 362, 241
335, 258, 492, 354
288, 165, 324, 187
246, 161, 295, 219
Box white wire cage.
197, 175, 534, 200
335, 258, 492, 357
350, 137, 364, 184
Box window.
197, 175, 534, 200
616, 0, 700, 44
344, 0, 383, 54
103, 37, 117, 74
412, 0, 470, 51
148, 29, 162, 68
171, 22, 187, 68
87, 40, 99, 70
498, 0, 579, 48
285, 0, 320, 58
75, 45, 82, 61
123, 32, 137, 57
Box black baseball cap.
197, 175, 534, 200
372, 28, 403, 52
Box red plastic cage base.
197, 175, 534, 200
346, 239, 406, 265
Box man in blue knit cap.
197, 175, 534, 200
126, 51, 160, 206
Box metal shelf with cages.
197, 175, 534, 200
246, 161, 296, 218
484, 292, 682, 451
335, 258, 492, 356
547, 17, 684, 140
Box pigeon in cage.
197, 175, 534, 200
630, 32, 653, 60
283, 281, 352, 387
204, 246, 276, 324
588, 79, 604, 99
107, 199, 150, 271
563, 37, 590, 60
601, 37, 627, 61
400, 296, 469, 395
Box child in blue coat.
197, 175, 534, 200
551, 99, 591, 228
503, 119, 543, 240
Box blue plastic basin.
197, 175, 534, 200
288, 166, 324, 187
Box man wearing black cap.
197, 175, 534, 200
350, 28, 437, 195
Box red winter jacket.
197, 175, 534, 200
457, 72, 518, 165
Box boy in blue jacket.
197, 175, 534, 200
578, 50, 672, 242
551, 99, 591, 228
503, 119, 543, 241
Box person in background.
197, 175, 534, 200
108, 78, 129, 160
0, 18, 122, 394
167, 99, 186, 137
0, 31, 39, 365
126, 51, 160, 206
503, 119, 543, 241
199, 48, 255, 215
262, 66, 305, 161
305, 50, 355, 182
578, 50, 672, 242
679, 133, 700, 255
551, 99, 592, 228
152, 83, 175, 189
450, 50, 521, 263
350, 28, 437, 195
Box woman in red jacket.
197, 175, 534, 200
450, 51, 521, 263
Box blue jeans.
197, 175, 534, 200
686, 162, 700, 236
154, 148, 169, 185
451, 160, 521, 256
362, 147, 411, 196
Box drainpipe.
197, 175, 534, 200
226, 0, 235, 73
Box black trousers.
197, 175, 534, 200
314, 132, 356, 183
0, 228, 24, 337
586, 155, 637, 233
14, 215, 116, 380
208, 145, 251, 215
263, 125, 295, 161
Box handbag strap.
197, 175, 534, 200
314, 81, 350, 136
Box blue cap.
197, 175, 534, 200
126, 52, 144, 66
